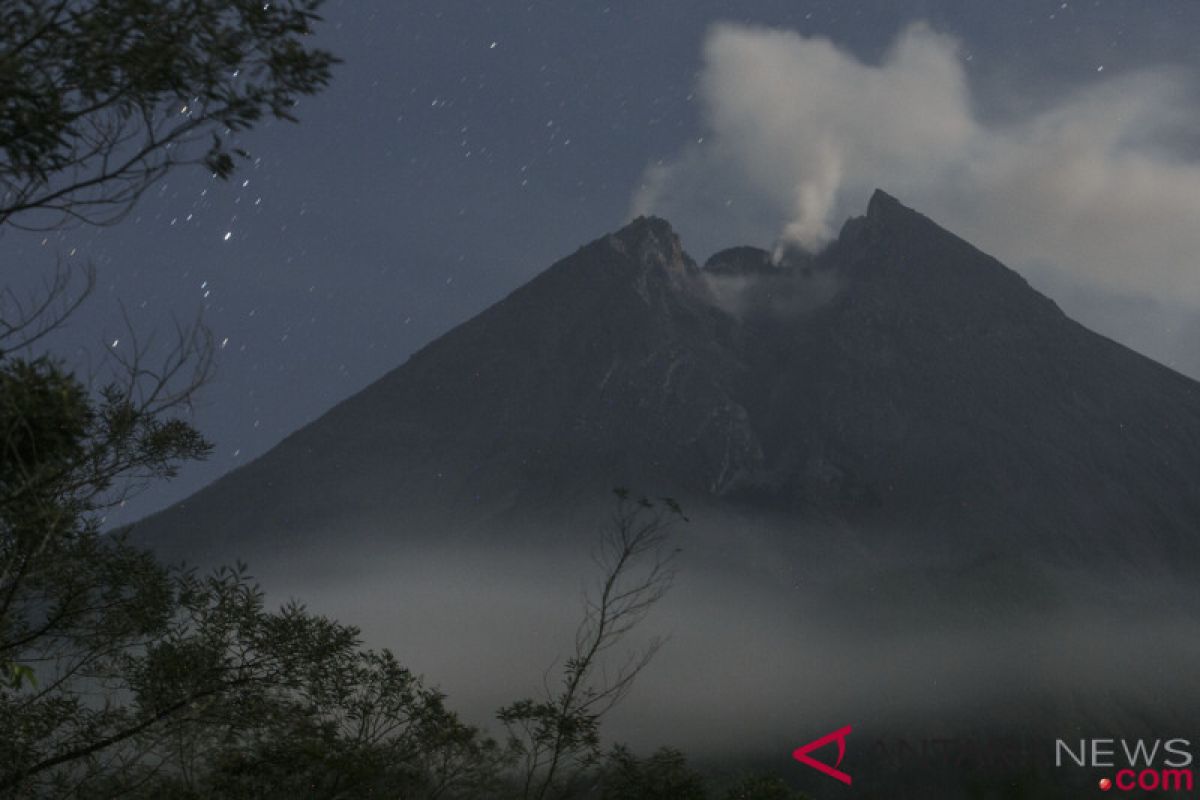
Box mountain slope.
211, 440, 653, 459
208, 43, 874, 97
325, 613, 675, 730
138, 190, 1200, 569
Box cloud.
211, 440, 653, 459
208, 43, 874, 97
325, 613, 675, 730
632, 22, 1200, 307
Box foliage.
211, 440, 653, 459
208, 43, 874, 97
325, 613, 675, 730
0, 0, 338, 228
0, 364, 692, 798
0, 349, 693, 798
602, 745, 707, 800
1, 0, 340, 778
721, 774, 813, 800
0, 3, 556, 796
0, 353, 503, 798
600, 751, 815, 800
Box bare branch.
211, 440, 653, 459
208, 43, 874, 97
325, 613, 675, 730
0, 258, 94, 354
499, 489, 686, 800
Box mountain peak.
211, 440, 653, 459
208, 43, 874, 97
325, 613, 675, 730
851, 187, 939, 240
610, 215, 679, 251
829, 188, 939, 239
616, 214, 676, 239
823, 189, 1067, 329
608, 215, 694, 275
866, 187, 904, 220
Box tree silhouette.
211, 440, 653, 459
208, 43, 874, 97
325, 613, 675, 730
0, 0, 337, 229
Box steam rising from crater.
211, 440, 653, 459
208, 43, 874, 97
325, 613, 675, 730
632, 22, 1200, 308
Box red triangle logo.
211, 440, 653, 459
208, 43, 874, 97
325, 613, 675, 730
792, 725, 853, 785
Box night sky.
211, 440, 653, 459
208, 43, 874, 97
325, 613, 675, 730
5, 1, 1200, 524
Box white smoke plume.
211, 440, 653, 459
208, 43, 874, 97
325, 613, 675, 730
632, 22, 1200, 308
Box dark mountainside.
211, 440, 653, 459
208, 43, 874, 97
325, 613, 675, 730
140, 189, 1200, 572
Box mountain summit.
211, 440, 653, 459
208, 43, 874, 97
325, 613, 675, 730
140, 190, 1200, 569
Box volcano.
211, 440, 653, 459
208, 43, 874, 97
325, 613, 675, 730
139, 189, 1200, 573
